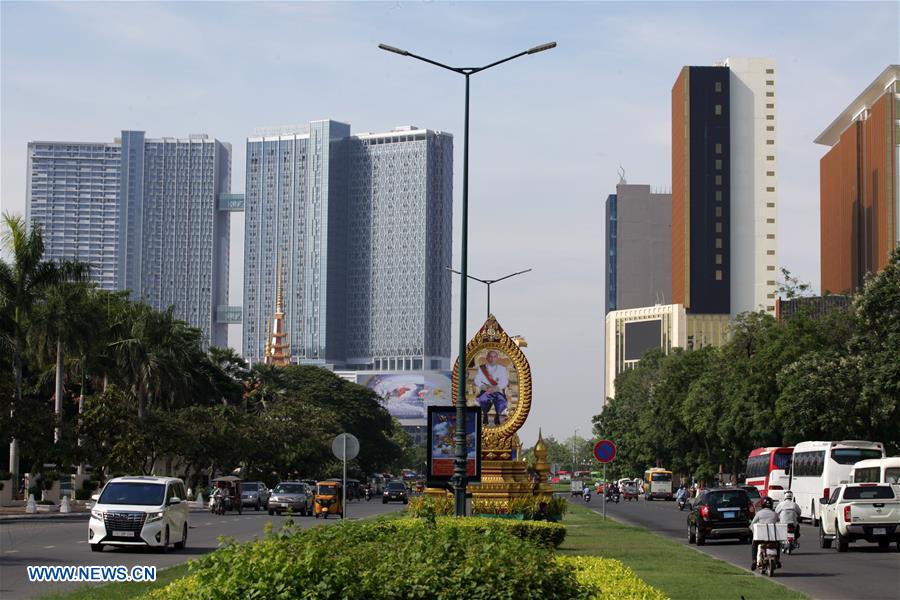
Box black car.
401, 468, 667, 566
687, 487, 754, 545
383, 481, 409, 504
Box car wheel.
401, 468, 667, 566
255, 501, 260, 511
90, 544, 103, 553
877, 540, 889, 551
403, 499, 408, 505
268, 509, 274, 516
159, 526, 170, 553
315, 513, 319, 519
696, 529, 706, 546
382, 499, 387, 504
688, 524, 696, 544
835, 522, 848, 552
175, 523, 187, 550
818, 521, 832, 548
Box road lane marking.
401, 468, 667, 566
4, 550, 19, 554
42, 545, 56, 549
76, 540, 87, 544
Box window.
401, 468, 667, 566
715, 143, 722, 154
766, 103, 775, 109
766, 68, 775, 74
715, 222, 723, 233
715, 254, 723, 265
767, 265, 776, 270
715, 159, 722, 170
766, 140, 775, 145
715, 206, 722, 217
767, 155, 775, 161
767, 280, 776, 286
766, 115, 775, 120
766, 234, 775, 239
767, 250, 776, 255
766, 80, 775, 86
715, 190, 723, 201
715, 270, 723, 281
715, 175, 722, 185
716, 238, 723, 249
766, 171, 775, 176
766, 91, 774, 97
766, 187, 775, 192
714, 104, 722, 115
767, 126, 775, 131
715, 81, 722, 92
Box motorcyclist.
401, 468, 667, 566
750, 496, 780, 570
775, 491, 801, 539
583, 483, 592, 500
675, 485, 687, 506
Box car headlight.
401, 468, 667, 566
146, 511, 165, 523
91, 509, 104, 520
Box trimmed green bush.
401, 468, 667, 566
472, 494, 568, 519
143, 518, 584, 600
406, 494, 453, 517
559, 555, 669, 600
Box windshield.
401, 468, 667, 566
843, 486, 894, 500
387, 482, 406, 491
773, 452, 792, 470
707, 491, 748, 508
273, 484, 304, 495
317, 485, 338, 496
831, 448, 883, 465
243, 482, 260, 491
743, 487, 761, 500
651, 473, 672, 482
99, 482, 166, 506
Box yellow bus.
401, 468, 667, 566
643, 468, 674, 501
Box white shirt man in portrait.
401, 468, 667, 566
473, 350, 510, 426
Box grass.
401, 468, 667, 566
559, 504, 807, 600
38, 562, 190, 600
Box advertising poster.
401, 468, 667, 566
427, 406, 481, 482
357, 371, 452, 424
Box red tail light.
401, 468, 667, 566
768, 485, 783, 490
843, 505, 851, 522
700, 505, 710, 519
823, 487, 830, 502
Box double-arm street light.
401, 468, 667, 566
447, 267, 532, 318
379, 41, 556, 517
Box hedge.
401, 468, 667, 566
559, 555, 669, 600
143, 519, 584, 600
394, 516, 567, 548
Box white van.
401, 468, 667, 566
851, 456, 900, 488
89, 476, 189, 552
788, 440, 884, 525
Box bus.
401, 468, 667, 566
788, 440, 885, 524
744, 447, 793, 503
643, 468, 673, 500
850, 456, 900, 489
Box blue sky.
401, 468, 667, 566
2, 1, 898, 444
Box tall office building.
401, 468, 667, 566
26, 131, 232, 347
816, 65, 899, 294
605, 182, 671, 314
243, 121, 453, 371
672, 58, 778, 317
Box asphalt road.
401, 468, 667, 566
0, 499, 404, 599
586, 496, 900, 600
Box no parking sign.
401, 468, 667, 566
593, 439, 617, 463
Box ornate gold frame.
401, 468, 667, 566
452, 314, 532, 459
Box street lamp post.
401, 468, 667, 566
379, 41, 556, 517
573, 428, 579, 473
447, 268, 532, 318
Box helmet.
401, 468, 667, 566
784, 491, 794, 500
761, 496, 774, 510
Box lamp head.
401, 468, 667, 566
527, 42, 557, 55
378, 43, 409, 56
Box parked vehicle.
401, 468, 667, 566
851, 457, 900, 492
314, 481, 343, 518
644, 468, 674, 501
268, 481, 314, 516
745, 446, 794, 504
382, 480, 409, 504
89, 476, 189, 553
789, 440, 884, 525
570, 480, 584, 496
241, 481, 271, 511
687, 487, 754, 546
818, 484, 900, 552
210, 476, 243, 515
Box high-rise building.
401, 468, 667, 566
672, 58, 777, 317
243, 121, 453, 371
26, 131, 232, 347
605, 182, 671, 314
815, 65, 899, 294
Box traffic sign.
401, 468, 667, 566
593, 439, 617, 463
332, 433, 360, 461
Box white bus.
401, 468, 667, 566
789, 440, 885, 524
851, 456, 900, 489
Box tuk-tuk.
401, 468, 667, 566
314, 481, 343, 519
210, 476, 243, 515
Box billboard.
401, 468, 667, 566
426, 406, 481, 482
356, 371, 452, 425
623, 319, 662, 361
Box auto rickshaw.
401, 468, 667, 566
314, 480, 343, 518
210, 476, 243, 515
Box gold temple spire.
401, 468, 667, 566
264, 254, 290, 366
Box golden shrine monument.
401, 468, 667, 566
445, 314, 553, 512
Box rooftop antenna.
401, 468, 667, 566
617, 164, 627, 185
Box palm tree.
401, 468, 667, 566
28, 281, 100, 444
0, 213, 88, 479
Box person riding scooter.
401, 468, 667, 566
750, 496, 781, 571
676, 485, 688, 510
775, 490, 801, 551
583, 483, 592, 502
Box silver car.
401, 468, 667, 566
240, 481, 271, 511
268, 481, 313, 516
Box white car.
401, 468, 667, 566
89, 476, 189, 553
818, 484, 900, 552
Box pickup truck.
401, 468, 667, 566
818, 484, 900, 552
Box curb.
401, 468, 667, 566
0, 511, 91, 522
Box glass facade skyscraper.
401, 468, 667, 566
26, 131, 232, 347
243, 121, 453, 370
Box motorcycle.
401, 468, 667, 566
365, 488, 372, 502
782, 522, 798, 555
210, 493, 227, 515
755, 541, 780, 577
677, 496, 688, 511
583, 490, 592, 503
